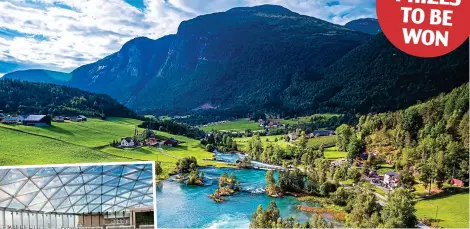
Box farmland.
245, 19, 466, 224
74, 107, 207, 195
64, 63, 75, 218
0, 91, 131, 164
0, 118, 227, 177
200, 119, 262, 132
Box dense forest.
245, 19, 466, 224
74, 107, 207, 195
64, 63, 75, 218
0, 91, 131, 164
344, 84, 469, 187
0, 79, 136, 118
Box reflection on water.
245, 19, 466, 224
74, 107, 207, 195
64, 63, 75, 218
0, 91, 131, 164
156, 167, 314, 228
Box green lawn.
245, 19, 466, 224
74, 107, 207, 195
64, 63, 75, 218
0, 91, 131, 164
323, 146, 347, 160
415, 192, 469, 228
200, 119, 263, 132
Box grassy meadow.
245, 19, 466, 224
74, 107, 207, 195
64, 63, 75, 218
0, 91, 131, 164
415, 192, 469, 228
0, 118, 227, 178
323, 146, 347, 160
279, 113, 342, 125
200, 119, 263, 132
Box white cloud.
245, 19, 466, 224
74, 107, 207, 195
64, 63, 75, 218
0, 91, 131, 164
0, 0, 376, 73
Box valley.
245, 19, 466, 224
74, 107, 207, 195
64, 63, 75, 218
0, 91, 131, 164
0, 3, 468, 229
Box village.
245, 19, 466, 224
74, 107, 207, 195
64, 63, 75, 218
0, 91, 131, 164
112, 128, 180, 150
0, 113, 88, 126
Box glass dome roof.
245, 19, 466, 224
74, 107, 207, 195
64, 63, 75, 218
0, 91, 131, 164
0, 163, 154, 214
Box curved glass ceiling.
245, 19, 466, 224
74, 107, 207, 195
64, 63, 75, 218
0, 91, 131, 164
0, 163, 154, 214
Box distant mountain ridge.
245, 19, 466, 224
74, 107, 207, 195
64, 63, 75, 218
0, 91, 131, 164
2, 6, 468, 117
345, 18, 381, 35
4, 69, 71, 85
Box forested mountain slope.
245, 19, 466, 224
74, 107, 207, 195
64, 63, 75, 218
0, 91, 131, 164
0, 79, 136, 118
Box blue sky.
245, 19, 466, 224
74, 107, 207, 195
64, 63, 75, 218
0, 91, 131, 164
0, 0, 376, 76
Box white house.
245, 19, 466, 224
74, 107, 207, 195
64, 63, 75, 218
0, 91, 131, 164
120, 137, 135, 148
383, 171, 399, 188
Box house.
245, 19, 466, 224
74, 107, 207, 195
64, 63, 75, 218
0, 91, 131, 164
451, 178, 464, 188
383, 171, 399, 188
120, 137, 135, 148
17, 115, 26, 123
1, 116, 18, 124
288, 133, 299, 142
23, 115, 51, 127
0, 113, 5, 121
78, 115, 87, 121
147, 137, 158, 146
359, 153, 376, 161
164, 138, 179, 147
53, 116, 65, 122
312, 130, 335, 136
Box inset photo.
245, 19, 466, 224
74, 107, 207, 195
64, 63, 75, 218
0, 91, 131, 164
0, 162, 155, 228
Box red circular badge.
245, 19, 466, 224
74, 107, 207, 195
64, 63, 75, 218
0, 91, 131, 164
377, 0, 469, 58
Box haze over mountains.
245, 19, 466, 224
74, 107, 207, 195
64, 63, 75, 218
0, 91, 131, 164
3, 5, 469, 116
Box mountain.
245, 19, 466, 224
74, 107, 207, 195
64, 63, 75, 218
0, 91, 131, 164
0, 79, 136, 118
3, 69, 71, 85
3, 5, 468, 117
280, 33, 468, 114
345, 18, 381, 35
70, 36, 175, 103
71, 5, 371, 114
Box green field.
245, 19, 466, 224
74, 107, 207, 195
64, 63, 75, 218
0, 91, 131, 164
323, 146, 347, 160
200, 119, 263, 132
234, 135, 290, 151
280, 113, 342, 125
307, 135, 337, 149
415, 192, 469, 228
0, 118, 226, 178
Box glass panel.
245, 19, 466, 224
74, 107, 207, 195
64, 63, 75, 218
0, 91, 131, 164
52, 187, 69, 199
0, 189, 10, 202
16, 191, 38, 206
0, 170, 26, 185
0, 180, 26, 195
41, 187, 59, 199
43, 176, 63, 189
31, 176, 55, 189
28, 202, 46, 211
17, 180, 39, 195
42, 202, 54, 213
58, 174, 79, 184
86, 166, 103, 175
8, 198, 24, 210
50, 197, 66, 209
35, 168, 57, 177
107, 166, 123, 176
29, 191, 47, 206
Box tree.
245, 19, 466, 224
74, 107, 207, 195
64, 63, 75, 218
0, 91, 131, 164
155, 161, 163, 176
346, 189, 382, 228
336, 124, 354, 151
419, 163, 434, 195
403, 107, 423, 139
347, 138, 364, 161
380, 188, 417, 228
205, 144, 216, 152
398, 168, 414, 188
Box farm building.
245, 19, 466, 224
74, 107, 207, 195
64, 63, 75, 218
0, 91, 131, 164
121, 137, 135, 148
53, 116, 65, 122
78, 115, 88, 121
164, 138, 179, 147
1, 116, 18, 124
0, 113, 5, 120
23, 115, 51, 126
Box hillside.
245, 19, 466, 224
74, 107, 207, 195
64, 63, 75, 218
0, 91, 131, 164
0, 79, 136, 118
358, 83, 468, 185
0, 118, 226, 176
3, 69, 71, 85
345, 18, 381, 35
282, 34, 469, 114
